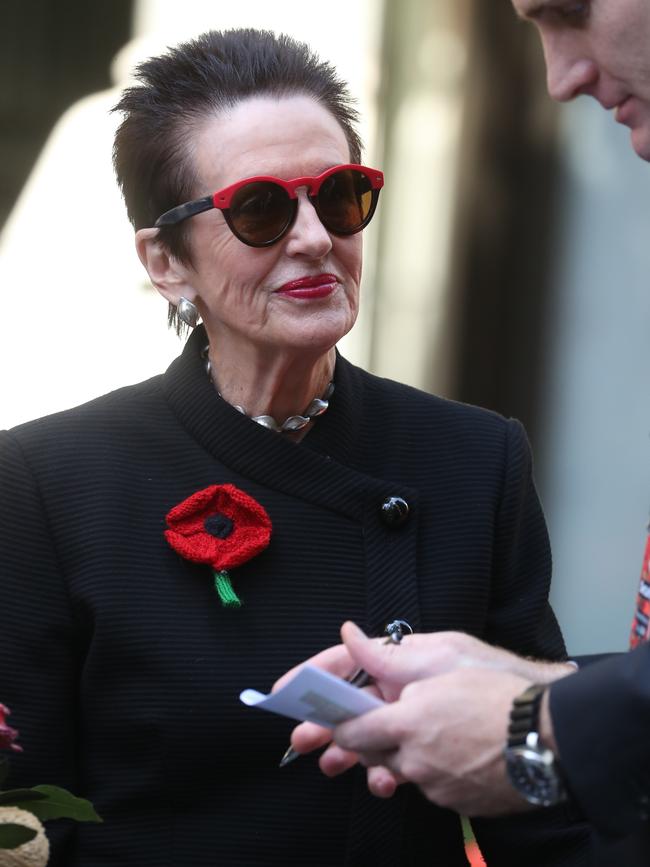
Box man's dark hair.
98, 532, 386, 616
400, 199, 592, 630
112, 28, 363, 269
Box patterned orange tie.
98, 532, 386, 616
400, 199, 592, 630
629, 525, 650, 648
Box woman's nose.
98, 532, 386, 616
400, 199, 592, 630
284, 192, 333, 259
542, 35, 599, 102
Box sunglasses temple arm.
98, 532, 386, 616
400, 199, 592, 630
155, 195, 215, 228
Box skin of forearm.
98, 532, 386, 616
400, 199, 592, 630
511, 657, 578, 684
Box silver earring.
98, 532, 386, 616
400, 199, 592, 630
177, 296, 199, 328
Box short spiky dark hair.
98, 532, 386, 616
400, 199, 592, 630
112, 28, 363, 268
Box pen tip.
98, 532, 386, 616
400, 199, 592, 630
279, 746, 300, 768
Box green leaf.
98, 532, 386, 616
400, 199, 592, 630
0, 789, 47, 806
0, 823, 38, 849
214, 570, 242, 608
10, 786, 102, 823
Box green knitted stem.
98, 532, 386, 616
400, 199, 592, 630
214, 570, 242, 608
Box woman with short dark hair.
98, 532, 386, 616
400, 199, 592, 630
0, 28, 588, 866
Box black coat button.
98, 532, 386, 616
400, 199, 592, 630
380, 496, 410, 527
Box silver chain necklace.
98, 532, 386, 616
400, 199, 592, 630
201, 344, 334, 433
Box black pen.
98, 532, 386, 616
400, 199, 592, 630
278, 620, 411, 768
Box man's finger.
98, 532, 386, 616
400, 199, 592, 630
290, 720, 333, 754
334, 703, 404, 754
340, 622, 454, 693
318, 743, 360, 777
367, 764, 400, 798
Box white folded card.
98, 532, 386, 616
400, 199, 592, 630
240, 664, 384, 728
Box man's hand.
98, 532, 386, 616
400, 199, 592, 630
333, 666, 534, 816
275, 622, 576, 801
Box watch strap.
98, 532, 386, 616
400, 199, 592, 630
508, 683, 546, 747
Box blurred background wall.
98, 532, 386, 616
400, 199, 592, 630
1, 0, 649, 653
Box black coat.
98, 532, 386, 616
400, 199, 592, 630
0, 326, 589, 865
551, 644, 650, 865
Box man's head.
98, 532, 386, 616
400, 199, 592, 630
511, 0, 650, 161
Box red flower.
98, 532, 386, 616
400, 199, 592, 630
0, 704, 22, 753
165, 484, 272, 608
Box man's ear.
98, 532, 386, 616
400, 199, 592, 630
135, 228, 195, 306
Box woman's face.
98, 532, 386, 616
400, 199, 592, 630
181, 95, 364, 359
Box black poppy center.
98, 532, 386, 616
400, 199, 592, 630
204, 513, 234, 539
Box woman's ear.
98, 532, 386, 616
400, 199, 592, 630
134, 228, 195, 306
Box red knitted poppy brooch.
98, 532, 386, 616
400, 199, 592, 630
164, 484, 272, 608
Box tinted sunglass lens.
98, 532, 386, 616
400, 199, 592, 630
229, 181, 294, 244
317, 169, 374, 234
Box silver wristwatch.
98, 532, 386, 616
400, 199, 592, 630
504, 684, 567, 807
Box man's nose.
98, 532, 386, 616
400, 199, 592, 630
543, 36, 598, 102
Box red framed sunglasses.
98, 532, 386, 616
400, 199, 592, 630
154, 163, 384, 248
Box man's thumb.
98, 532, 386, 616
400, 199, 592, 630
340, 621, 410, 688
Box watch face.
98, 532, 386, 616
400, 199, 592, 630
505, 746, 564, 807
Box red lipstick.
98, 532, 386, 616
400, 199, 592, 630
275, 273, 338, 299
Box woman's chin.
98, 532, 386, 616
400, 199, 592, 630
265, 312, 357, 355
